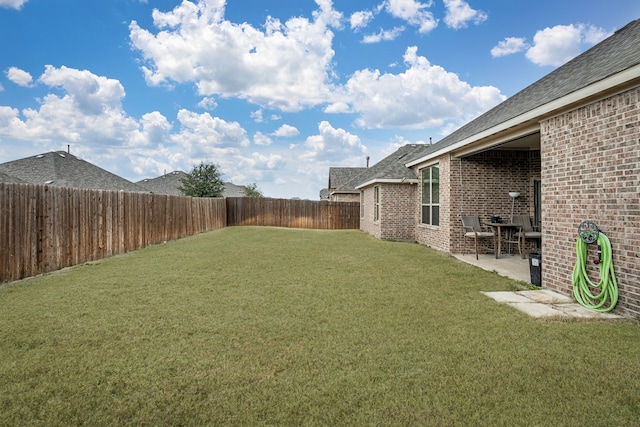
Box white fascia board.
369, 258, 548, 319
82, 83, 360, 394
355, 178, 419, 190
406, 65, 640, 168
329, 190, 360, 195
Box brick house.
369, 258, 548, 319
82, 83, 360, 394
357, 18, 640, 317
356, 144, 432, 241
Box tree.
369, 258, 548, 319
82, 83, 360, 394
178, 162, 224, 197
244, 182, 263, 198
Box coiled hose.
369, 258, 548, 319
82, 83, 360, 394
572, 232, 618, 312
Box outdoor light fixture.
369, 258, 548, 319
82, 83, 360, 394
509, 191, 520, 223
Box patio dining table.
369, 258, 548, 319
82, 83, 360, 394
486, 222, 520, 258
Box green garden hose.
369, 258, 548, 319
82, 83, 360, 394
572, 232, 618, 312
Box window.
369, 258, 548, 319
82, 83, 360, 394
421, 165, 439, 226
374, 186, 380, 222
360, 191, 364, 218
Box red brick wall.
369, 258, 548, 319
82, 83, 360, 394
359, 183, 417, 241
541, 86, 640, 317
360, 185, 381, 239
379, 183, 417, 241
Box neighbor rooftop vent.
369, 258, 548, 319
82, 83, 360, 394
44, 180, 54, 184
58, 153, 66, 158
36, 154, 44, 158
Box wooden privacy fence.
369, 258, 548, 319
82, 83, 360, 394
0, 183, 226, 283
226, 197, 360, 229
0, 184, 359, 283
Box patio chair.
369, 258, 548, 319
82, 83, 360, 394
512, 215, 542, 258
461, 215, 496, 260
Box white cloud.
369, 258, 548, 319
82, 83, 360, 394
345, 46, 505, 130
251, 109, 265, 123
197, 96, 218, 110
362, 26, 405, 43
491, 37, 529, 57
323, 102, 351, 114
443, 0, 487, 29
0, 0, 27, 10
174, 109, 250, 154
384, 0, 437, 34
39, 65, 126, 115
301, 120, 367, 164
350, 10, 374, 30
245, 152, 286, 170
129, 0, 343, 112
129, 111, 172, 147
526, 23, 610, 67
253, 131, 272, 146
5, 67, 33, 86
583, 25, 610, 44
0, 66, 139, 144
272, 124, 299, 137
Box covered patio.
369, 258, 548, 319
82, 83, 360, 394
451, 129, 542, 259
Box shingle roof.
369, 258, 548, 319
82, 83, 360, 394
355, 144, 435, 187
137, 171, 247, 197
428, 18, 640, 152
0, 170, 26, 183
328, 167, 367, 191
137, 171, 187, 195
222, 182, 247, 198
0, 151, 146, 192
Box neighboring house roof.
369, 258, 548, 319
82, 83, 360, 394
137, 171, 247, 197
0, 151, 147, 192
355, 144, 434, 189
137, 171, 187, 195
0, 170, 26, 183
222, 182, 247, 198
319, 188, 329, 200
407, 18, 640, 167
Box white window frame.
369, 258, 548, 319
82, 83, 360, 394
421, 165, 440, 226
374, 186, 380, 222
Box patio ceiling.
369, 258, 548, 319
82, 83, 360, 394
454, 129, 541, 159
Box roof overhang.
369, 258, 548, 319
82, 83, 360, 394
406, 64, 640, 168
355, 178, 419, 190
329, 189, 360, 195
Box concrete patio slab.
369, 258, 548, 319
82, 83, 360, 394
516, 289, 573, 304
482, 290, 624, 319
509, 301, 569, 318
454, 253, 530, 283
481, 291, 532, 303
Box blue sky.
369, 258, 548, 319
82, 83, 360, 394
1, 0, 638, 199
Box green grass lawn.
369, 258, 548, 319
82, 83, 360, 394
1, 227, 639, 426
